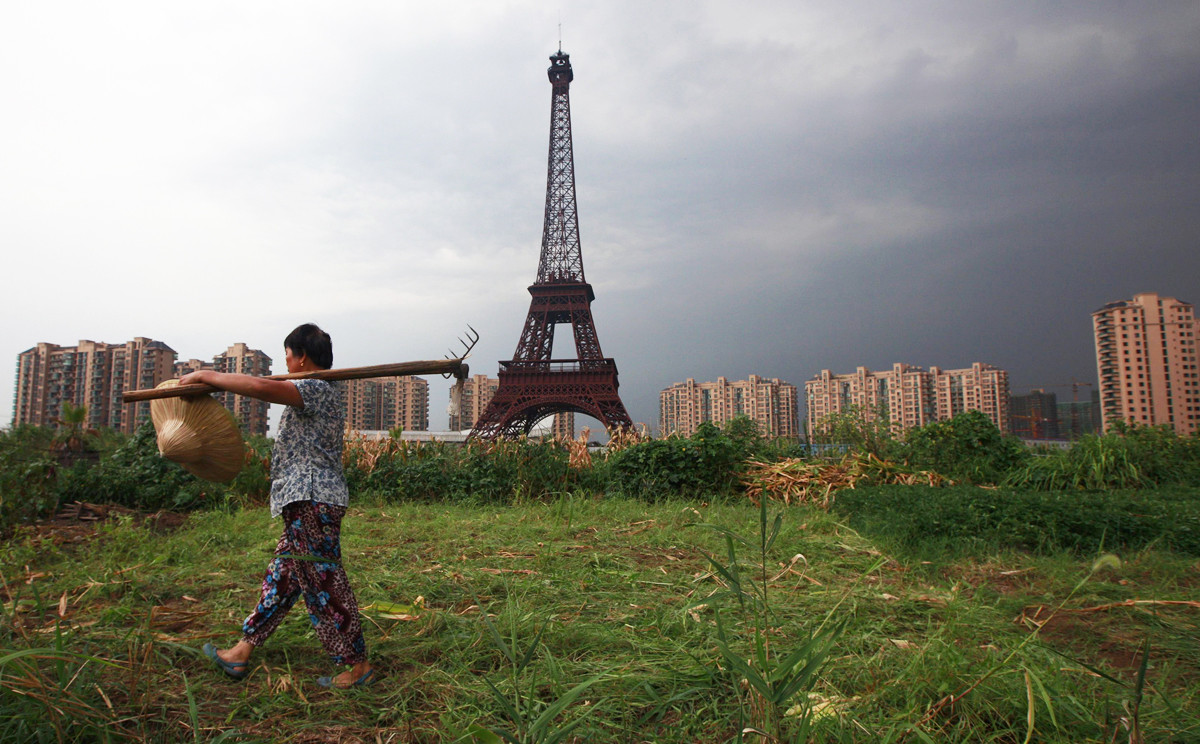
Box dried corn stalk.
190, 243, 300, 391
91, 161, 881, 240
605, 424, 651, 454
343, 430, 410, 473
741, 453, 950, 508
566, 427, 592, 469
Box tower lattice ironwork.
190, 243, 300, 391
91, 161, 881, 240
471, 50, 633, 439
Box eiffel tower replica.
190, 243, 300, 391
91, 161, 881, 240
471, 49, 634, 439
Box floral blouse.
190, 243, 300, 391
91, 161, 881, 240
269, 379, 350, 518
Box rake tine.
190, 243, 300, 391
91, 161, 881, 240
442, 325, 480, 377
460, 325, 480, 357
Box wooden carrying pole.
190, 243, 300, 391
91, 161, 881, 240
121, 359, 467, 403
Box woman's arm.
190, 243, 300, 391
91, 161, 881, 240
178, 370, 304, 407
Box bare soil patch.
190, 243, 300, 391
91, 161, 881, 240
32, 501, 190, 545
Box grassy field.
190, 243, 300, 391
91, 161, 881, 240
1, 493, 1197, 743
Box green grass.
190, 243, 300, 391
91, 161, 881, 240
832, 484, 1200, 559
1, 493, 1197, 742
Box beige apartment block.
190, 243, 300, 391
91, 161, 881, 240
660, 375, 800, 439
1092, 292, 1199, 436
15, 341, 106, 429
344, 376, 429, 433
171, 345, 273, 436
14, 337, 177, 434
442, 374, 574, 437
931, 363, 1011, 431
805, 362, 1010, 437
551, 412, 575, 440
448, 374, 500, 431
174, 359, 214, 377
214, 344, 273, 436
15, 339, 280, 436
805, 363, 937, 435
15, 340, 118, 431
109, 338, 179, 433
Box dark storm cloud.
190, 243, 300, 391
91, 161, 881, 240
3, 2, 1197, 432
565, 2, 1200, 428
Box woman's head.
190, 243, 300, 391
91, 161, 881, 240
284, 323, 334, 370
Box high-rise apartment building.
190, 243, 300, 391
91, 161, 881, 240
805, 362, 1010, 437
444, 374, 573, 437
931, 363, 1011, 430
1010, 389, 1061, 440
171, 345, 272, 436
15, 339, 278, 436
805, 363, 938, 435
14, 338, 177, 434
16, 341, 100, 430
174, 358, 214, 377
1092, 292, 1199, 436
551, 412, 575, 440
660, 375, 799, 438
448, 374, 500, 431
108, 338, 180, 433
213, 344, 272, 436
1057, 389, 1102, 439
343, 377, 429, 432
16, 340, 113, 431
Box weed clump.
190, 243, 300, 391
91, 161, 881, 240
832, 484, 1200, 557
1004, 422, 1200, 490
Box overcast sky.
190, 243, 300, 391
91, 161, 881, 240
3, 1, 1198, 434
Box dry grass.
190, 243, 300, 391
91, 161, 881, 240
741, 453, 951, 507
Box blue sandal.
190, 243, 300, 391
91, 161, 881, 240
317, 669, 374, 688
203, 643, 248, 680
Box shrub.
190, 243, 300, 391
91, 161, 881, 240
605, 422, 743, 499
348, 437, 577, 503
1106, 420, 1200, 484
456, 438, 575, 502
753, 437, 812, 460
721, 415, 763, 452
346, 438, 465, 501
808, 403, 899, 459
900, 411, 1029, 484
57, 422, 212, 511
227, 434, 272, 505
0, 426, 61, 530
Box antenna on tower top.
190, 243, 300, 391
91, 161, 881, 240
558, 21, 562, 52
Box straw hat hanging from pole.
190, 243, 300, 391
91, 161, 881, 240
149, 380, 245, 483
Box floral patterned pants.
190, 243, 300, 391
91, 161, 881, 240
242, 501, 368, 665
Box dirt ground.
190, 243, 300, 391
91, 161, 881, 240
24, 501, 190, 547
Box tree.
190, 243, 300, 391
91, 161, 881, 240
51, 401, 96, 463
722, 415, 761, 447
902, 410, 1028, 484
809, 403, 895, 458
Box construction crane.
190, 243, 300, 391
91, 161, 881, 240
1011, 412, 1051, 440
1040, 378, 1095, 439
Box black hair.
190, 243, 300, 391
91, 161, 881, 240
284, 323, 334, 370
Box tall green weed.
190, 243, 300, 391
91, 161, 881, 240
691, 498, 858, 741
347, 438, 577, 503
1005, 423, 1200, 490
832, 485, 1200, 557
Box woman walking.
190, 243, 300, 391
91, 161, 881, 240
184, 323, 373, 688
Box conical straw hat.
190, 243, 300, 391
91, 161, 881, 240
149, 380, 245, 483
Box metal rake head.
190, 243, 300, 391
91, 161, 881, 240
443, 325, 479, 379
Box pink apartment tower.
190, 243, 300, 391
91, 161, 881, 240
1092, 292, 1199, 436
